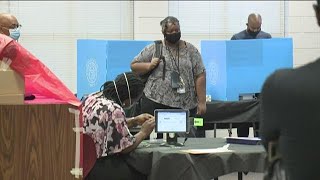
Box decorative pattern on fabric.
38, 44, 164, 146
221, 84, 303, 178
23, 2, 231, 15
82, 92, 134, 158
133, 41, 205, 109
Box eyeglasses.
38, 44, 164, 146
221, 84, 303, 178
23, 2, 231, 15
1, 24, 22, 30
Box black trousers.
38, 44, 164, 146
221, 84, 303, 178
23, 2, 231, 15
237, 123, 250, 137
85, 155, 146, 180
140, 94, 205, 137
237, 122, 259, 137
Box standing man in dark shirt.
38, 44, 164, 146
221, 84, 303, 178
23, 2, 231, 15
231, 13, 271, 137
231, 13, 271, 40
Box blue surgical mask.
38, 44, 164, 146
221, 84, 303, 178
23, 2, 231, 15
9, 27, 21, 40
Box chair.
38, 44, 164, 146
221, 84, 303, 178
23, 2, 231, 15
83, 134, 97, 179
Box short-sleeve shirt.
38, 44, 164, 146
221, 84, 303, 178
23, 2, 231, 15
231, 30, 272, 40
82, 92, 134, 158
133, 40, 206, 110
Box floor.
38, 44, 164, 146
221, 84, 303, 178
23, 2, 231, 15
207, 129, 264, 180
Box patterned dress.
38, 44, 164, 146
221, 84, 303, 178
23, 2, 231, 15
82, 92, 135, 158
133, 40, 206, 110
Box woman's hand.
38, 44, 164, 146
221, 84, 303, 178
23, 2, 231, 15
121, 117, 155, 154
135, 113, 154, 126
148, 58, 160, 71
140, 117, 155, 137
197, 102, 207, 115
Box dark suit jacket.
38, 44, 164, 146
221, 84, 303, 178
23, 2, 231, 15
260, 58, 320, 180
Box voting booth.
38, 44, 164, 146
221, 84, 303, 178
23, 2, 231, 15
201, 38, 293, 101
77, 40, 152, 99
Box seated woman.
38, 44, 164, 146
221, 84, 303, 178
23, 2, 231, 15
83, 72, 155, 180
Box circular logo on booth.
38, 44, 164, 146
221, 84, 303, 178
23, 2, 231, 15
86, 58, 98, 87
207, 61, 219, 86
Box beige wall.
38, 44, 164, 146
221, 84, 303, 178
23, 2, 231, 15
134, 1, 320, 68
133, 1, 168, 41
287, 1, 320, 67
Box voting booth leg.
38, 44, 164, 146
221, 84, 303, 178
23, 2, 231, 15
238, 172, 243, 180
195, 127, 205, 138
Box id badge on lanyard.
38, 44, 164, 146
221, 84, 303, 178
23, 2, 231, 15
171, 71, 185, 94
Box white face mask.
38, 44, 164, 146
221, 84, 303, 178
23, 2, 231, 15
9, 27, 21, 40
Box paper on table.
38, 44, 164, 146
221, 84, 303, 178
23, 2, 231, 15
181, 144, 234, 154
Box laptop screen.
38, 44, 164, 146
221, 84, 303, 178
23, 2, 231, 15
155, 109, 189, 133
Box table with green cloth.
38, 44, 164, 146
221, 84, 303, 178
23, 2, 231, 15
126, 138, 266, 180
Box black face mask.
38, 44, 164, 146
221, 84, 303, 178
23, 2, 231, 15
247, 29, 260, 37
165, 32, 181, 44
